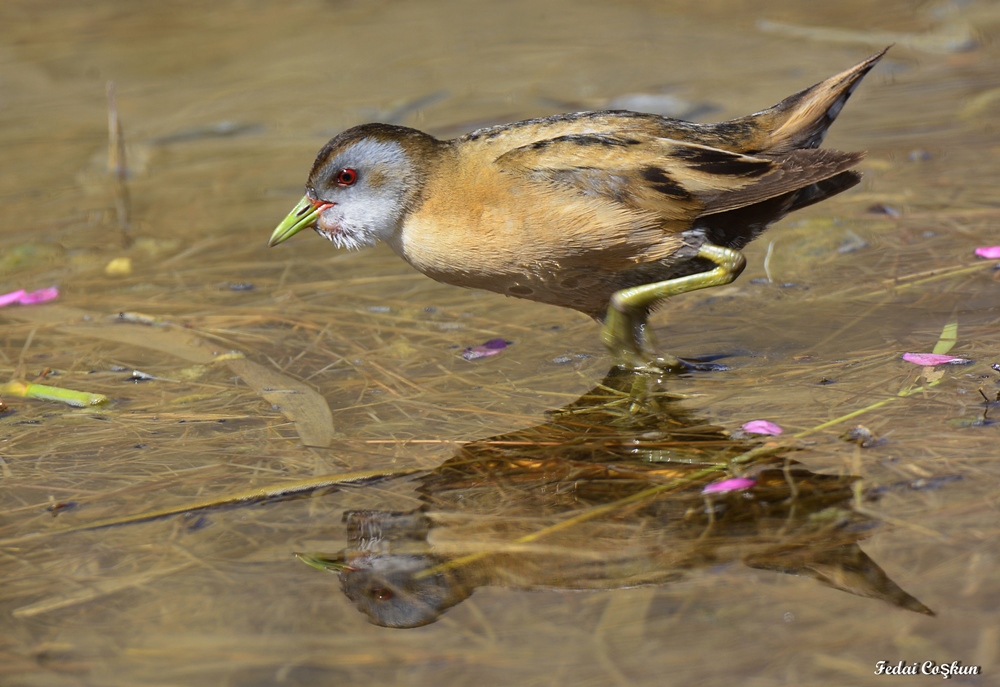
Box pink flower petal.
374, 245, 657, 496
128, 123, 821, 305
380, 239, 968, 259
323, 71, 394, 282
481, 338, 509, 350
17, 286, 59, 304
974, 246, 1000, 259
0, 289, 27, 307
902, 352, 971, 366
742, 420, 783, 435
702, 477, 756, 494
462, 346, 502, 360
461, 338, 511, 360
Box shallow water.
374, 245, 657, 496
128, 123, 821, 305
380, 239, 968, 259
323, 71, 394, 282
2, 0, 999, 685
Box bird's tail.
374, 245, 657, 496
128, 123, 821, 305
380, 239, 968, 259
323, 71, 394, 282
734, 47, 890, 153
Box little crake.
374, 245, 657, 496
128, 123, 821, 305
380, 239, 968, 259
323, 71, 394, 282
270, 49, 888, 369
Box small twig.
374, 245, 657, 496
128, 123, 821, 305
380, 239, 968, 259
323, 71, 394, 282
13, 325, 38, 379
851, 506, 949, 543
824, 261, 994, 300
977, 388, 998, 422
106, 80, 132, 247
0, 467, 425, 547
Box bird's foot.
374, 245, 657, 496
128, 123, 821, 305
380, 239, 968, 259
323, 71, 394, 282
618, 355, 729, 377
601, 242, 746, 371
605, 316, 729, 374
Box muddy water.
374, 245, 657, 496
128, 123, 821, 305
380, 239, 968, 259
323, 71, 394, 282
2, 0, 999, 684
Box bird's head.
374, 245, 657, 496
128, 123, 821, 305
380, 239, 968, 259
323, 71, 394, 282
268, 124, 439, 250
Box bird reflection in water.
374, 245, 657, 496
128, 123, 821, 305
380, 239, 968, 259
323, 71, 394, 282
298, 367, 932, 628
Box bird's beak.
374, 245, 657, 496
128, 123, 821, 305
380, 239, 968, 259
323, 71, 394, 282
268, 196, 332, 247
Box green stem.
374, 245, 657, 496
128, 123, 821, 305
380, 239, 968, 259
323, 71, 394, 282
0, 380, 108, 407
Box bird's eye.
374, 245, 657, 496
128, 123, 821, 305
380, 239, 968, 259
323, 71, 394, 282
336, 168, 358, 186
370, 587, 393, 601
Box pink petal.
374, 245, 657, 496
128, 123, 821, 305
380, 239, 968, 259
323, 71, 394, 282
902, 352, 971, 366
462, 346, 502, 360
0, 289, 27, 307
461, 338, 511, 360
17, 286, 59, 304
742, 420, 783, 435
974, 246, 1000, 259
702, 477, 756, 494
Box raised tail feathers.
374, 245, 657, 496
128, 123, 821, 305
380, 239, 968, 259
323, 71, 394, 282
735, 47, 890, 154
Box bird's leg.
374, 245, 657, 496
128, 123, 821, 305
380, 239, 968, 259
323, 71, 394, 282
601, 243, 747, 370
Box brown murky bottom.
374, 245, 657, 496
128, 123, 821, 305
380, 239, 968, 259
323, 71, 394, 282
2, 1, 999, 685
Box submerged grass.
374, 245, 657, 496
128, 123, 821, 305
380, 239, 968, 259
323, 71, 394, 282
2, 181, 998, 682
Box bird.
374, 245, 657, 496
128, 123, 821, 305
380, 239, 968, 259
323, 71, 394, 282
269, 48, 888, 369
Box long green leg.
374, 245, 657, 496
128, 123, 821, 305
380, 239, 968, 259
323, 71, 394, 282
601, 243, 747, 369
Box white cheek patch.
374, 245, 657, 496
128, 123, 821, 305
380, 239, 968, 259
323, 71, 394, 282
317, 208, 378, 251
338, 194, 401, 243
318, 138, 413, 245
316, 225, 377, 251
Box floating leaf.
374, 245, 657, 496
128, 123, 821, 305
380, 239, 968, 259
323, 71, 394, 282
902, 353, 971, 366
225, 356, 337, 448
3, 304, 335, 446
702, 477, 756, 494
931, 318, 958, 355
104, 257, 133, 276
742, 420, 783, 435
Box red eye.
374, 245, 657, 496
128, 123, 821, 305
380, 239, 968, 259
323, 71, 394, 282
370, 587, 393, 601
336, 168, 358, 186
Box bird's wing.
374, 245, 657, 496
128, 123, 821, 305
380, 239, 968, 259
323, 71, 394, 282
494, 133, 863, 221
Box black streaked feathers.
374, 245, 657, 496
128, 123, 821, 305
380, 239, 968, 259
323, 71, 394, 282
671, 146, 772, 177
639, 167, 692, 199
